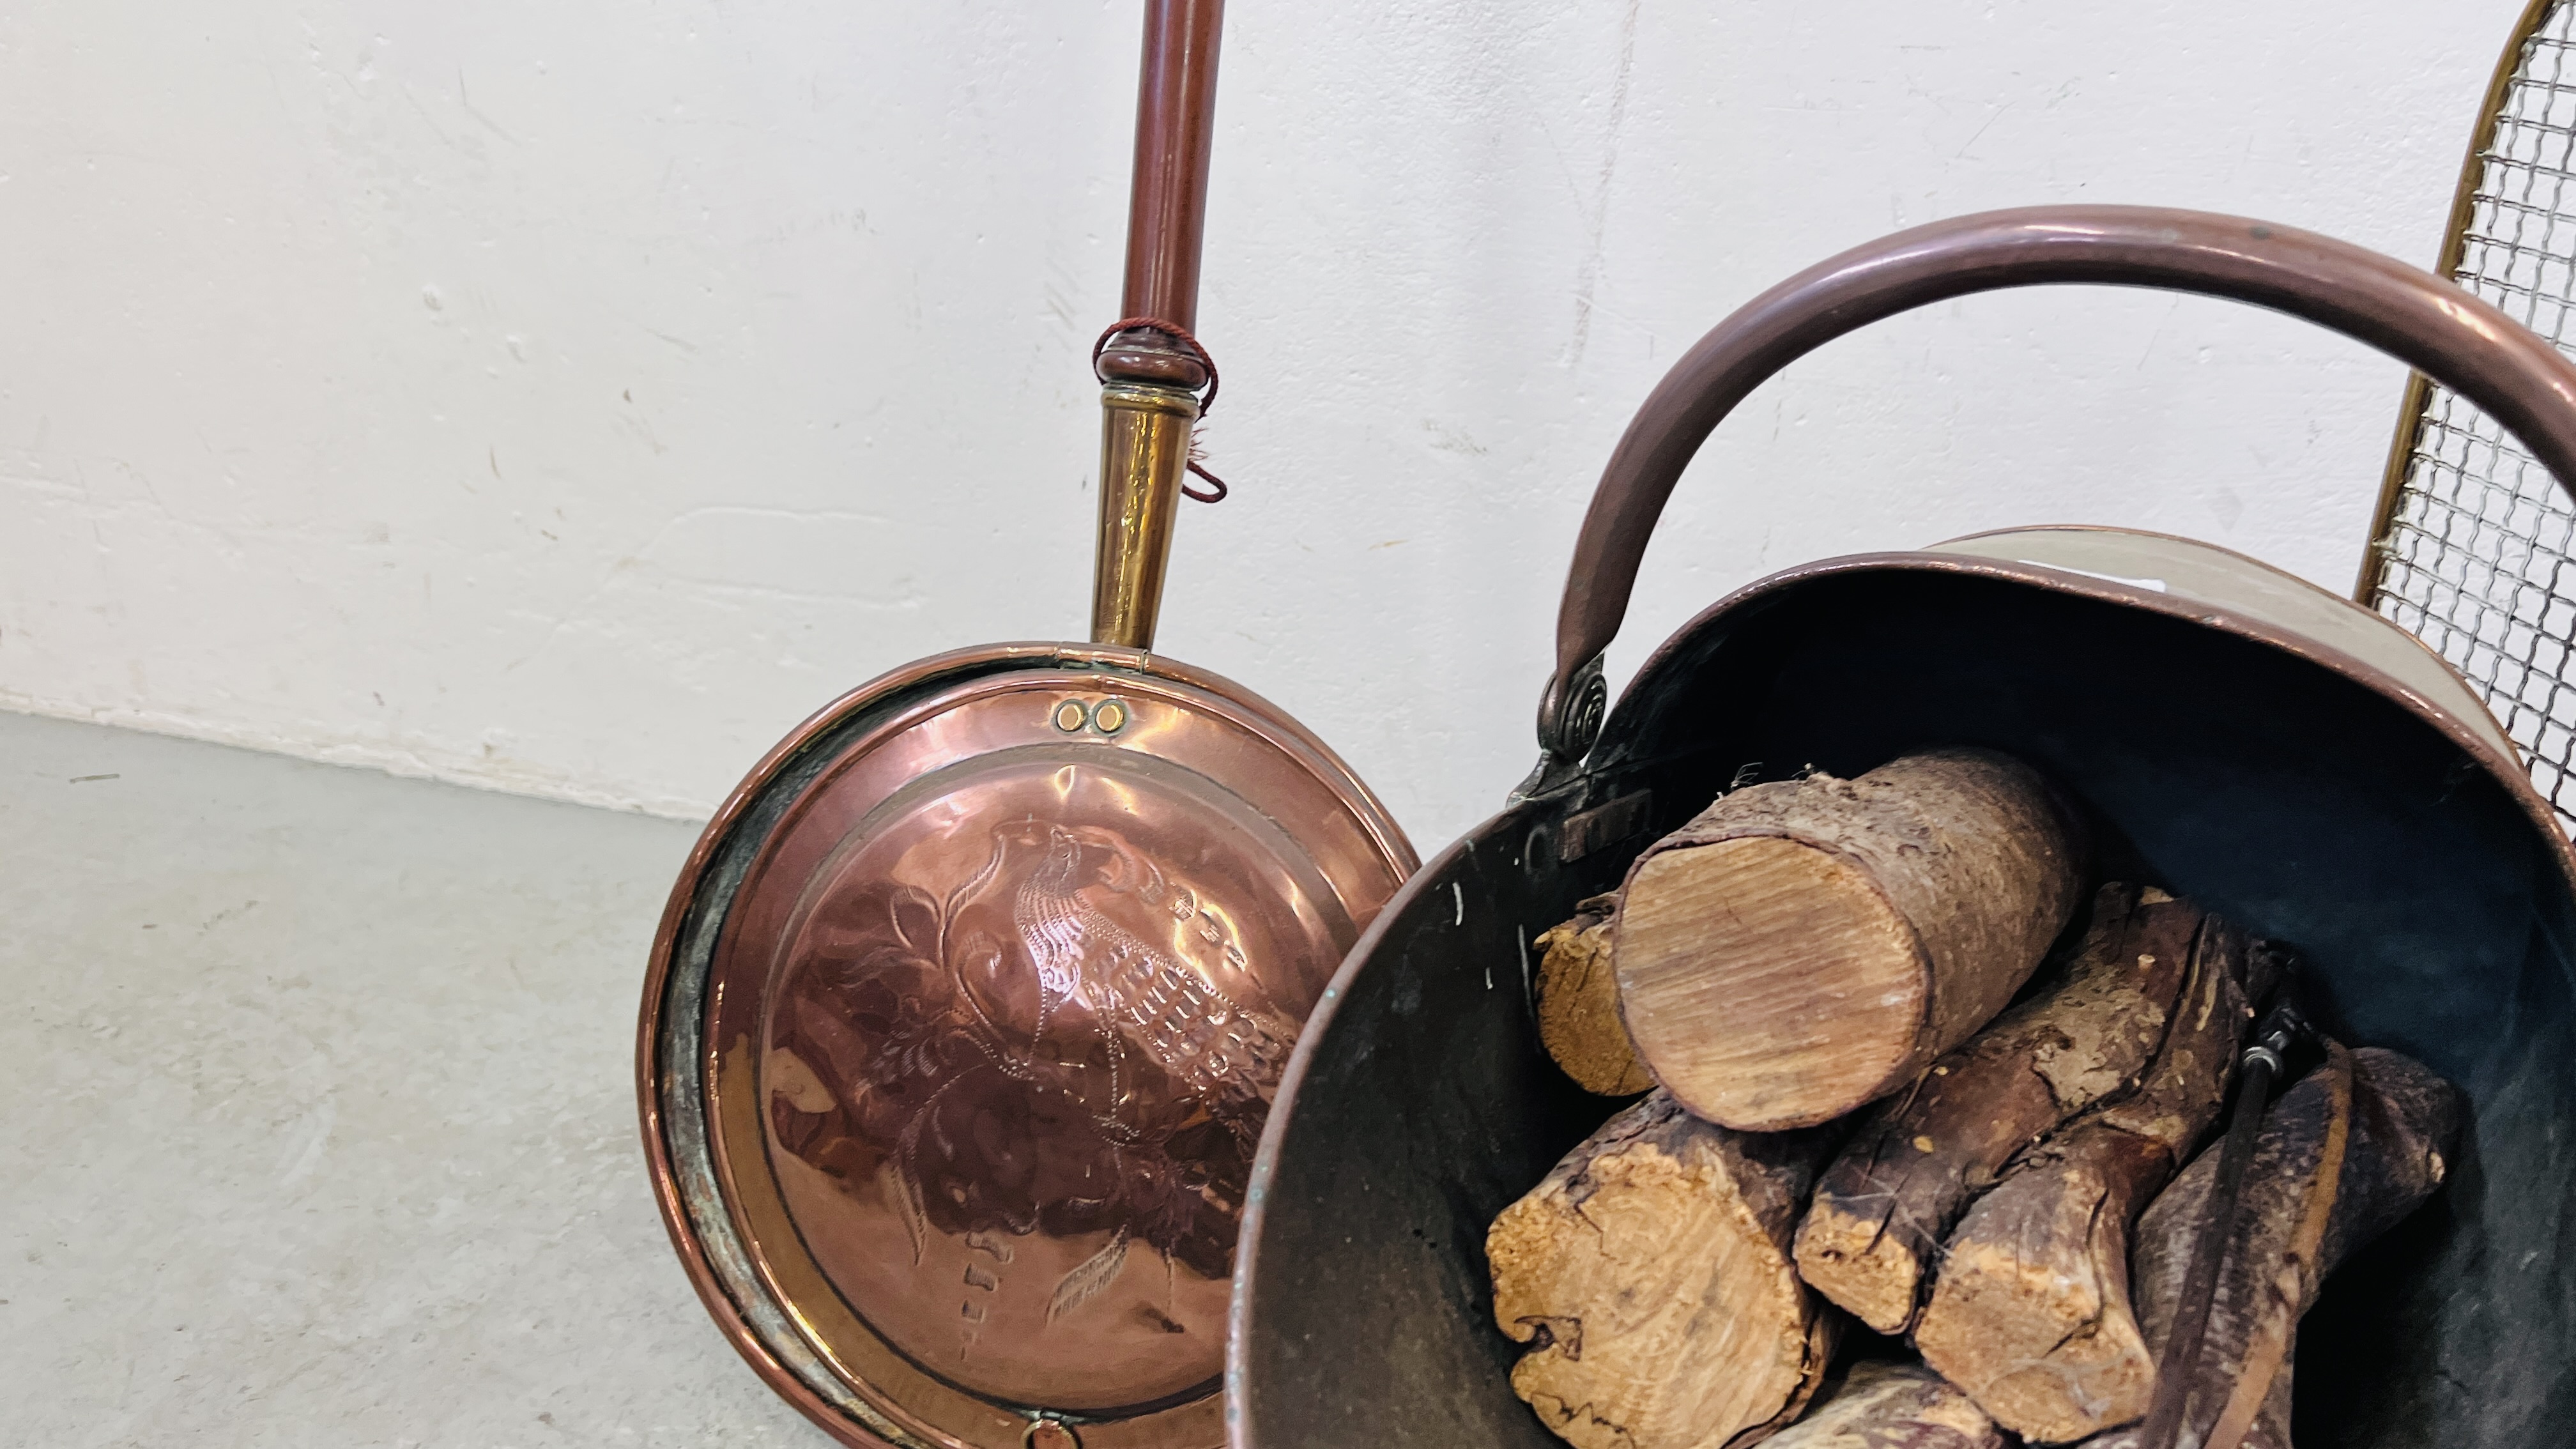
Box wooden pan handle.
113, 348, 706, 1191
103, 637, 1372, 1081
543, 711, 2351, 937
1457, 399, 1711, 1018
1535, 205, 2576, 765
1123, 0, 1222, 341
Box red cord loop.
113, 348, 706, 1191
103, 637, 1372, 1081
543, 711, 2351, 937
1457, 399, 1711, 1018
1179, 461, 1228, 504
1092, 318, 1230, 503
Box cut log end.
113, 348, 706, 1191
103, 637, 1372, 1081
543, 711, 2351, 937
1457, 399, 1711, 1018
1534, 901, 1655, 1096
1614, 748, 2081, 1131
1619, 836, 1924, 1130
1788, 1198, 1925, 1336
1490, 1092, 1834, 1449
1912, 1142, 2162, 1442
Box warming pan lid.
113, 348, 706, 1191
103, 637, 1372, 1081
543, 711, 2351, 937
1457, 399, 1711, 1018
641, 641, 1412, 1449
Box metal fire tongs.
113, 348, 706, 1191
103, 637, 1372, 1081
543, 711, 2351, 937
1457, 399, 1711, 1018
2137, 982, 2317, 1449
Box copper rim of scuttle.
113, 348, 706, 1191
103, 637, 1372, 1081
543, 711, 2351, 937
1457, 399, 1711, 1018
638, 640, 1415, 1449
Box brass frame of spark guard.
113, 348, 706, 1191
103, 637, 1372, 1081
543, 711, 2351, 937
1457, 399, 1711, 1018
1090, 380, 1201, 649
2354, 0, 2556, 601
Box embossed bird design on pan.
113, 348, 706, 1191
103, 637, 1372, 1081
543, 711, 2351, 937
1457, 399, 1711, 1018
1012, 825, 1298, 1130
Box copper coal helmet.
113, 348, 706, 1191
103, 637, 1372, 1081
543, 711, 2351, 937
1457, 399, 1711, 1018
636, 6, 1416, 1447
1231, 209, 2576, 1449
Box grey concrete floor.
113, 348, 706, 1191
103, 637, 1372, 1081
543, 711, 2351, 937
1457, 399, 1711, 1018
2, 712, 829, 1446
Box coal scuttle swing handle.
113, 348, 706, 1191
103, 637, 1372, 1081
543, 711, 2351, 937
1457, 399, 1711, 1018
1533, 204, 2576, 771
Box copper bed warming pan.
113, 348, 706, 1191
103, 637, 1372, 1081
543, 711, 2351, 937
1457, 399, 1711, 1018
637, 6, 1417, 1448
1230, 208, 2576, 1448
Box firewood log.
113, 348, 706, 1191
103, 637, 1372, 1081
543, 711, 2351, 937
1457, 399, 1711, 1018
1913, 905, 2275, 1441
1761, 1361, 2005, 1449
2073, 1045, 2464, 1449
1614, 748, 2082, 1131
1793, 883, 2194, 1333
1534, 894, 1654, 1096
1489, 1091, 1837, 1449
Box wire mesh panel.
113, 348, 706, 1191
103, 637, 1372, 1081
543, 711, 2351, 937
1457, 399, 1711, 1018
2372, 1, 2576, 832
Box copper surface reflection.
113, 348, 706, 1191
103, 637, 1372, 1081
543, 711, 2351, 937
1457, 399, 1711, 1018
656, 652, 1414, 1449
756, 752, 1340, 1413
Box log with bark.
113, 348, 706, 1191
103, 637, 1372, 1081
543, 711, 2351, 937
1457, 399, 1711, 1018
1533, 893, 1655, 1096
1912, 903, 2276, 1441
1760, 1360, 2005, 1449
1488, 1091, 1838, 1449
1793, 883, 2196, 1334
1614, 748, 2083, 1131
2073, 1043, 2464, 1449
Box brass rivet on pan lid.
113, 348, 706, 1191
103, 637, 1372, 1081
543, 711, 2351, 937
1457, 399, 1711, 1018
1024, 1420, 1080, 1449
1093, 699, 1129, 733
1054, 698, 1091, 732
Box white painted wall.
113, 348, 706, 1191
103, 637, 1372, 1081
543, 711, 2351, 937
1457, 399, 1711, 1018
0, 0, 2522, 846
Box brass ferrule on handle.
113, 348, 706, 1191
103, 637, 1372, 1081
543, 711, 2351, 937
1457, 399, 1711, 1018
1091, 381, 1201, 649
1089, 0, 1222, 651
